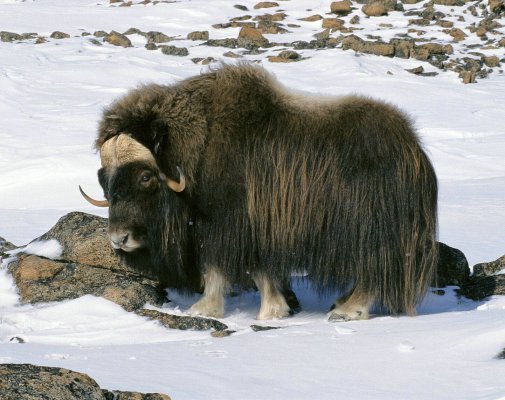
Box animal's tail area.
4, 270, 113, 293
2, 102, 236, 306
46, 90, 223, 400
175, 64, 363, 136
373, 150, 439, 315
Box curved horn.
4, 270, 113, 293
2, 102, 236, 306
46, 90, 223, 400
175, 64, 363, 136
79, 186, 109, 207
166, 166, 186, 193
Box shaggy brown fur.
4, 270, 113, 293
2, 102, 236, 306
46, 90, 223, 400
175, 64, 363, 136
95, 63, 438, 316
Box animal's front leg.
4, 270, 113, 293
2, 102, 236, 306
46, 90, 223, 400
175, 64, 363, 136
253, 273, 291, 320
189, 266, 228, 318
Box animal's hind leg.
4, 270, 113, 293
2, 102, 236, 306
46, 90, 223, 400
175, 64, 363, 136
253, 273, 292, 320
189, 266, 228, 318
328, 286, 373, 322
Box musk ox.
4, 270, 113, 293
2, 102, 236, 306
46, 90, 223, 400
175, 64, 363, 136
80, 63, 438, 321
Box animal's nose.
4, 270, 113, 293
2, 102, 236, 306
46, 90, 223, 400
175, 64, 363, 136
109, 232, 129, 249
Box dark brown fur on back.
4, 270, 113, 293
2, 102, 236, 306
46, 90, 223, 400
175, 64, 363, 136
97, 63, 438, 314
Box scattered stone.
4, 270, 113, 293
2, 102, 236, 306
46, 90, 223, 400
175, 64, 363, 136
50, 31, 70, 39
489, 0, 504, 13
94, 30, 108, 38
234, 4, 248, 11
104, 31, 132, 47
146, 31, 173, 44
254, 12, 287, 21
342, 35, 395, 57
0, 31, 23, 42
253, 1, 279, 9
299, 14, 323, 21
482, 55, 500, 67
268, 49, 303, 62
406, 65, 425, 74
288, 23, 301, 28
237, 26, 269, 48
0, 236, 16, 252
223, 50, 243, 58
313, 29, 331, 40
322, 17, 345, 29
437, 20, 454, 28
251, 325, 281, 332
473, 254, 505, 276
434, 0, 466, 5
230, 15, 252, 21
205, 38, 239, 48
123, 27, 145, 36
136, 309, 228, 331
448, 27, 467, 41
9, 336, 25, 343
436, 242, 470, 287
330, 0, 352, 15
81, 32, 91, 37
499, 38, 505, 47
256, 20, 289, 34
145, 42, 158, 50
191, 57, 205, 64
187, 31, 209, 41
211, 330, 236, 338
201, 57, 216, 65
0, 364, 172, 400
350, 15, 361, 24
497, 348, 505, 359
213, 21, 256, 29
89, 38, 103, 46
160, 45, 189, 56
6, 212, 167, 312
362, 2, 388, 17
402, 0, 423, 3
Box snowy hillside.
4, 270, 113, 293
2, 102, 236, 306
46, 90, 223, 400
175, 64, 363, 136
1, 0, 505, 399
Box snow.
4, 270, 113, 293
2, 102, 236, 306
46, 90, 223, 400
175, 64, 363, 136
1, 0, 505, 398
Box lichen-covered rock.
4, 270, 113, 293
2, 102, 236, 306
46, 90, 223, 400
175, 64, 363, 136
146, 31, 173, 43
342, 35, 395, 56
0, 236, 16, 252
268, 49, 303, 63
0, 364, 171, 400
136, 309, 228, 331
473, 254, 505, 277
459, 274, 505, 300
322, 18, 345, 29
187, 31, 209, 41
253, 1, 279, 9
160, 45, 189, 56
6, 212, 167, 311
237, 26, 269, 48
50, 31, 70, 39
0, 31, 23, 42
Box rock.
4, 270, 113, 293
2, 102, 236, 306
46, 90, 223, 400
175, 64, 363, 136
234, 4, 248, 11
299, 14, 323, 21
322, 18, 345, 29
254, 12, 287, 21
342, 35, 395, 56
123, 27, 145, 36
136, 309, 228, 331
256, 20, 289, 34
268, 49, 303, 62
499, 38, 505, 47
482, 55, 500, 67
250, 325, 281, 332
390, 38, 415, 58
0, 364, 171, 400
473, 254, 505, 276
237, 26, 269, 48
437, 20, 454, 28
434, 0, 466, 5
411, 43, 453, 61
223, 50, 243, 58
50, 31, 70, 39
436, 242, 470, 287
205, 38, 239, 48
330, 0, 353, 15
0, 236, 16, 252
231, 15, 252, 21
211, 329, 236, 338
104, 31, 132, 47
201, 57, 216, 65
406, 65, 425, 74
94, 30, 108, 38
253, 1, 279, 9
448, 27, 467, 41
350, 15, 361, 24
6, 212, 167, 311
459, 274, 505, 300
146, 31, 172, 44
362, 2, 388, 16
497, 348, 505, 359
145, 42, 158, 50
187, 31, 209, 41
160, 45, 189, 56
0, 31, 23, 42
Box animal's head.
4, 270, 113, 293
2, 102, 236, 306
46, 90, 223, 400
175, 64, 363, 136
80, 134, 185, 254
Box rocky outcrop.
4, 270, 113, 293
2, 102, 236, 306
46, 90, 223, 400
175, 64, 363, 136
459, 254, 505, 300
436, 242, 470, 287
0, 364, 171, 400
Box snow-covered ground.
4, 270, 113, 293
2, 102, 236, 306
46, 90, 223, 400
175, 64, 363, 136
1, 0, 505, 399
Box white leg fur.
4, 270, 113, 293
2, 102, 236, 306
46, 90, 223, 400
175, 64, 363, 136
253, 274, 291, 320
328, 288, 373, 322
189, 267, 227, 318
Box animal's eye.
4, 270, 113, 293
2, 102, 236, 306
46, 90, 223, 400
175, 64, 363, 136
140, 172, 153, 183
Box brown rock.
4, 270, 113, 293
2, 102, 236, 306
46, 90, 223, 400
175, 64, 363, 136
223, 51, 243, 58
350, 15, 361, 24
256, 20, 289, 34
482, 55, 500, 67
136, 309, 228, 331
342, 35, 395, 56
499, 38, 505, 47
448, 27, 467, 41
489, 0, 504, 13
237, 26, 269, 48
50, 31, 70, 39
104, 31, 132, 47
145, 31, 173, 43
268, 49, 302, 62
322, 18, 345, 29
437, 20, 454, 28
299, 14, 323, 21
434, 0, 466, 5
406, 66, 425, 74
254, 12, 287, 21
362, 2, 388, 16
330, 0, 352, 15
6, 212, 167, 311
187, 31, 209, 40
253, 1, 279, 9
